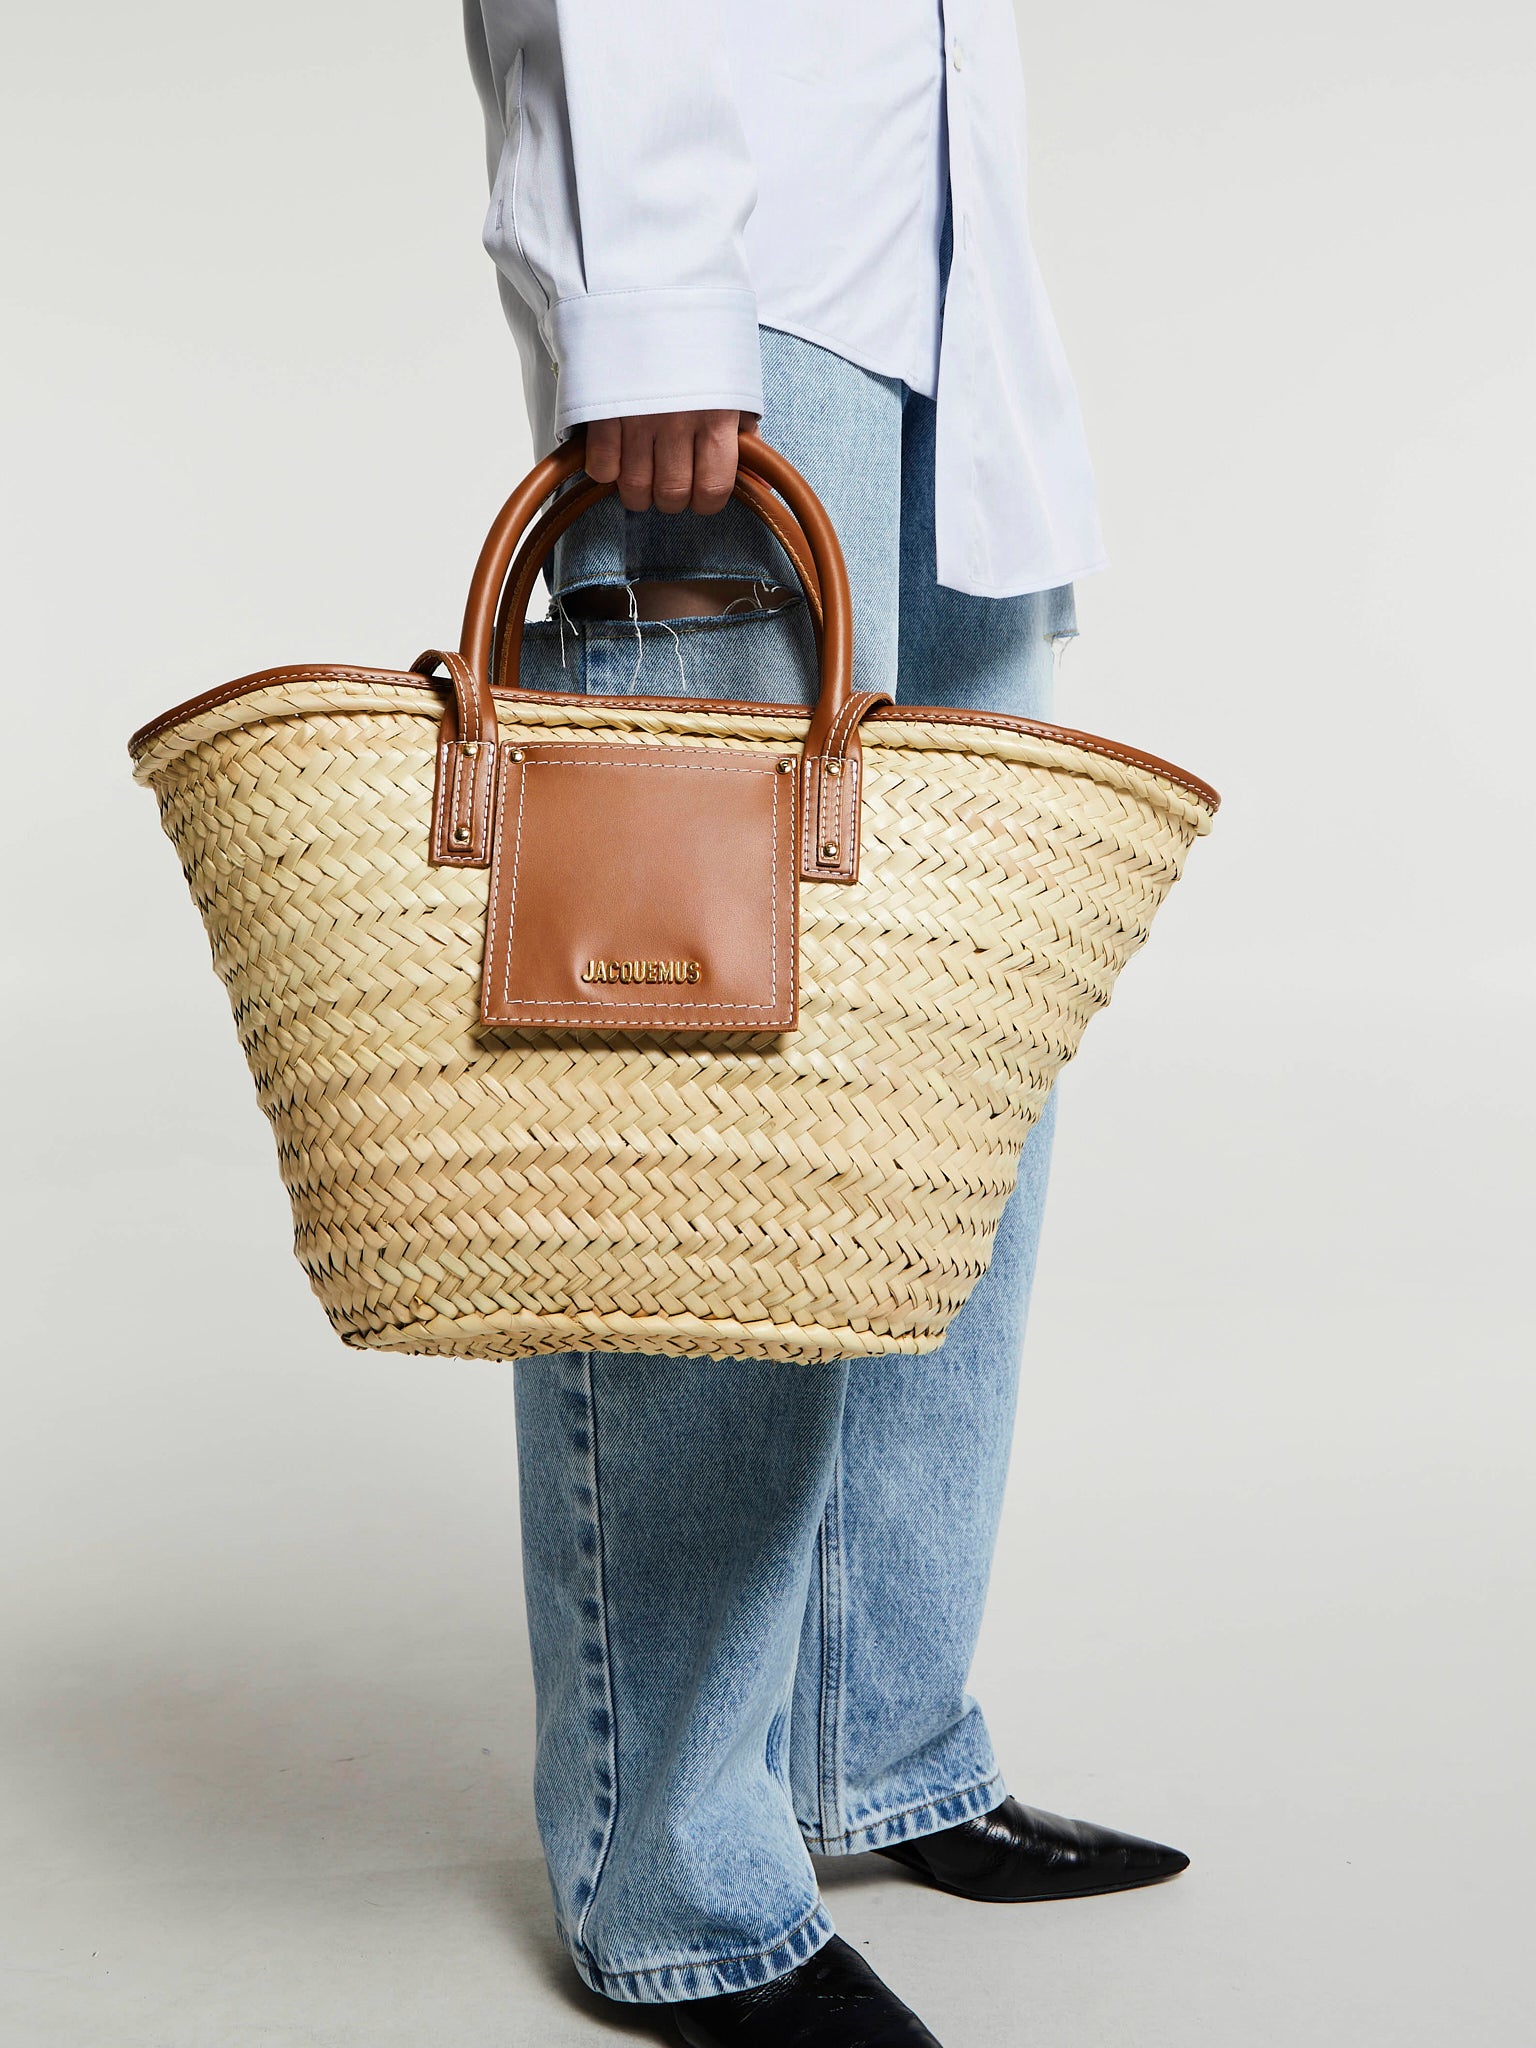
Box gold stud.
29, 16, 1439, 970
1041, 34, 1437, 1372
509, 747, 525, 762
451, 824, 471, 845
777, 758, 794, 772
821, 841, 839, 860
826, 759, 842, 778
465, 742, 479, 758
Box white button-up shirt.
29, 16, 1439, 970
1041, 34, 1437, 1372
464, 2, 1104, 597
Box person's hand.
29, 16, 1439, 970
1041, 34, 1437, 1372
583, 410, 750, 515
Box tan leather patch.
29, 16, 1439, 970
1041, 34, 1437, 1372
480, 743, 798, 1033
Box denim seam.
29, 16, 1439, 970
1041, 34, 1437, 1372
563, 1896, 836, 2003
814, 1461, 846, 1844
570, 1352, 620, 1956
800, 1769, 1006, 1856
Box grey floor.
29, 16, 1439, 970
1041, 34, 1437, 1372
4, 995, 1530, 2047
6, 1403, 1525, 2048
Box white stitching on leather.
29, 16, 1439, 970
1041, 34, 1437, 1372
813, 694, 869, 866
432, 740, 451, 860
483, 750, 513, 1007
825, 688, 885, 764
777, 769, 793, 1000
809, 689, 887, 876
445, 652, 482, 745
451, 745, 469, 842
817, 752, 839, 858
823, 698, 858, 763
434, 738, 494, 863
487, 750, 791, 1017
472, 742, 493, 849
514, 757, 774, 773
824, 694, 861, 761
802, 754, 859, 877
497, 755, 528, 1008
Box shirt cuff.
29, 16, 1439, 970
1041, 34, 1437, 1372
549, 286, 764, 434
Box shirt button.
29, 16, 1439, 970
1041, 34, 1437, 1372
951, 41, 964, 70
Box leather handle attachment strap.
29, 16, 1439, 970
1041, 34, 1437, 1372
428, 434, 889, 882
415, 647, 498, 867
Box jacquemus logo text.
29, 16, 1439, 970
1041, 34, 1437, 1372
579, 959, 702, 986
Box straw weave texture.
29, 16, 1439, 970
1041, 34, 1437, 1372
134, 682, 1212, 1362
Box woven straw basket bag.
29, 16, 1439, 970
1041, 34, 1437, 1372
130, 438, 1217, 1364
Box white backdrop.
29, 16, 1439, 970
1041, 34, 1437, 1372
2, 5, 1532, 2043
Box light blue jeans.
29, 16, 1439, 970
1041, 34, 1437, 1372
514, 329, 1076, 2004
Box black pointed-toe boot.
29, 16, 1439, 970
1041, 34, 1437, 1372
671, 1936, 943, 2047
875, 1796, 1190, 1903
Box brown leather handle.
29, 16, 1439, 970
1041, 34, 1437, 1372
490, 464, 825, 695
451, 434, 857, 751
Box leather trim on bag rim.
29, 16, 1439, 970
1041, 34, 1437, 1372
127, 661, 1222, 814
